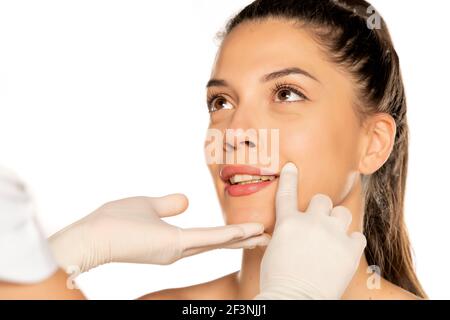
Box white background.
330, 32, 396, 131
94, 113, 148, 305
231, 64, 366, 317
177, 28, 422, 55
0, 0, 449, 299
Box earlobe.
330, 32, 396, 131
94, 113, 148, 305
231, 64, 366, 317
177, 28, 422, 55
358, 113, 396, 175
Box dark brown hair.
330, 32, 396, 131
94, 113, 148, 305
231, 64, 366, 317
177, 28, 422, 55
220, 0, 426, 298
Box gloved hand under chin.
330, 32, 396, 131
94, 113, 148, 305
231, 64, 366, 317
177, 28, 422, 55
49, 194, 271, 274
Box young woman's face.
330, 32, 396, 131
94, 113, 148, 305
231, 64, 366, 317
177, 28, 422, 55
206, 19, 364, 233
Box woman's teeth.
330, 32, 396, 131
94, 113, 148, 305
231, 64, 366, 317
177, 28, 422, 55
229, 174, 276, 185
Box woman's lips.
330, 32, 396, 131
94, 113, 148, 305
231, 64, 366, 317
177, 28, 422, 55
225, 179, 276, 197
220, 165, 278, 197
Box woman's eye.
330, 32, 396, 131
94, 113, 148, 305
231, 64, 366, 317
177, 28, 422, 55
274, 87, 306, 103
207, 96, 234, 113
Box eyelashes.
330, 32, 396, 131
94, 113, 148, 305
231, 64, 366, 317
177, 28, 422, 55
271, 81, 308, 102
206, 92, 232, 113
206, 80, 309, 113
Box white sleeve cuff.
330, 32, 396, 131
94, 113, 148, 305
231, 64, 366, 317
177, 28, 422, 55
0, 167, 58, 284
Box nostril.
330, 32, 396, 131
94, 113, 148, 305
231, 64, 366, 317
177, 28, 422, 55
241, 140, 256, 148
223, 139, 256, 152
223, 142, 235, 152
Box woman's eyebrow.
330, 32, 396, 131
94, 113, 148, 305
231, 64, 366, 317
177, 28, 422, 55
262, 67, 320, 83
206, 66, 320, 89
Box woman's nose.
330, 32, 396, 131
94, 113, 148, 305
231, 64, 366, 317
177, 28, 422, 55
224, 134, 257, 153
222, 98, 266, 158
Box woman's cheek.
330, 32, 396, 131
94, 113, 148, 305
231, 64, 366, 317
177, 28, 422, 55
280, 126, 348, 211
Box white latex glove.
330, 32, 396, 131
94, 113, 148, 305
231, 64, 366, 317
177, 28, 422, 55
0, 167, 58, 284
49, 194, 270, 273
254, 163, 367, 300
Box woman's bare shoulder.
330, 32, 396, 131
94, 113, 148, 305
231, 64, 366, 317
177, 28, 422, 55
372, 278, 423, 300
138, 271, 239, 300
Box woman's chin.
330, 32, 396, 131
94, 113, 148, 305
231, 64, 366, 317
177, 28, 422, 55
224, 208, 275, 235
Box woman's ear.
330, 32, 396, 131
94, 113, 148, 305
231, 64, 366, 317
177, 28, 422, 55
358, 113, 397, 175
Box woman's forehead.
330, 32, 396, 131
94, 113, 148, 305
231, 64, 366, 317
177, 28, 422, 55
210, 20, 330, 83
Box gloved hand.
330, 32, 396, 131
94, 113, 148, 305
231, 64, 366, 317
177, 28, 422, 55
49, 194, 270, 273
254, 163, 367, 300
0, 167, 58, 284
